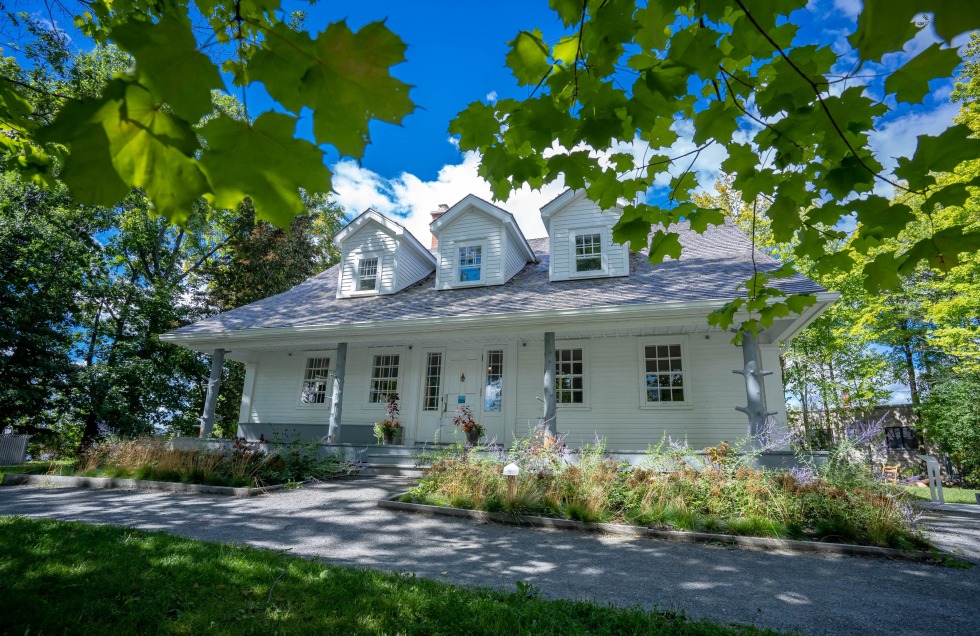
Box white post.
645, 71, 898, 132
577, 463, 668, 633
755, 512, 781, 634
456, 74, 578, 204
542, 332, 557, 438
327, 343, 347, 443
918, 455, 945, 504
200, 348, 225, 438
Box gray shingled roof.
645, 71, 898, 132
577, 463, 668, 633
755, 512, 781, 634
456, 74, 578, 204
170, 221, 824, 335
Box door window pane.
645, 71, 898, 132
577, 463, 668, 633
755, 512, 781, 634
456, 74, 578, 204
484, 350, 503, 412
423, 352, 442, 411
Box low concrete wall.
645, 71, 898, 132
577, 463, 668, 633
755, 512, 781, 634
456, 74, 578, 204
0, 473, 288, 497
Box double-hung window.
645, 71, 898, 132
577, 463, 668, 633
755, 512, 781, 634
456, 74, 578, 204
574, 233, 603, 273
642, 343, 686, 404
555, 348, 586, 404
356, 256, 380, 292
300, 356, 331, 405
455, 241, 485, 284
369, 354, 400, 403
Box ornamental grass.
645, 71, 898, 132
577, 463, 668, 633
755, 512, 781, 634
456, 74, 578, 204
407, 432, 928, 550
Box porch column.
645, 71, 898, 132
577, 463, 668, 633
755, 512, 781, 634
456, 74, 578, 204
542, 332, 557, 437
734, 329, 774, 442
200, 348, 225, 438
327, 343, 347, 443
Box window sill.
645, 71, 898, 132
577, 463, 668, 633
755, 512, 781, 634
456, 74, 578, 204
639, 403, 694, 410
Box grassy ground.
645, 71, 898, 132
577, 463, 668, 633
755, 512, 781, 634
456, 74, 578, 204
0, 516, 780, 636
0, 461, 69, 481
905, 486, 979, 505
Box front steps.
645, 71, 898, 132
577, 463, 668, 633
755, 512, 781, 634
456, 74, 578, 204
356, 446, 428, 477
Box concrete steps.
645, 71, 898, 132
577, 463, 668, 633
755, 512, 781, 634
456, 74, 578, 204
358, 447, 428, 477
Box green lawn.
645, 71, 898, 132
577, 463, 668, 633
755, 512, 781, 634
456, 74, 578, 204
905, 486, 979, 505
0, 516, 780, 636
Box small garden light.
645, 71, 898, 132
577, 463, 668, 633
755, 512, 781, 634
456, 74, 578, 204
503, 463, 519, 499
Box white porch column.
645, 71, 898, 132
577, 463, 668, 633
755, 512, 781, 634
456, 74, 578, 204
327, 343, 347, 443
734, 329, 774, 441
542, 332, 557, 437
200, 348, 225, 438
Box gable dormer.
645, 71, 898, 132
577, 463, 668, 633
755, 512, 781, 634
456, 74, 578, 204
334, 209, 435, 299
430, 195, 535, 290
540, 190, 630, 281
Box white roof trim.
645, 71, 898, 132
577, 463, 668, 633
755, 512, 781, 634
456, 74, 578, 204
431, 195, 535, 262
334, 208, 435, 265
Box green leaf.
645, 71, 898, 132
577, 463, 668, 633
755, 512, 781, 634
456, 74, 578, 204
111, 13, 223, 121
785, 294, 817, 315
687, 207, 726, 233
37, 79, 207, 223
199, 113, 331, 227
922, 179, 980, 214
251, 21, 414, 158
549, 0, 584, 27
449, 101, 500, 151
648, 229, 683, 264
506, 30, 551, 85
885, 43, 962, 104
692, 99, 738, 145
863, 252, 906, 293
901, 226, 980, 273
850, 0, 926, 62
896, 125, 980, 190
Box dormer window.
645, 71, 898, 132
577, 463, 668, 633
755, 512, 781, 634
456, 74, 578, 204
356, 255, 380, 292
574, 233, 603, 272
456, 240, 486, 284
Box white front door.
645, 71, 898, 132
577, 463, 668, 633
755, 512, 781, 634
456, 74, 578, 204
415, 347, 511, 445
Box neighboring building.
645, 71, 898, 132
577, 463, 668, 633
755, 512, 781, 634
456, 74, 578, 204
162, 190, 836, 450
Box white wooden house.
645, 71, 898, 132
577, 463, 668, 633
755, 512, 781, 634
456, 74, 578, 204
162, 191, 836, 450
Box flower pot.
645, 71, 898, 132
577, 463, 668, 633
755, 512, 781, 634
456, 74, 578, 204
383, 431, 395, 445
466, 429, 480, 445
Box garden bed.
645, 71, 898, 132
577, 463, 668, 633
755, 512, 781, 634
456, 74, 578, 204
0, 437, 361, 492
380, 494, 939, 562
405, 434, 932, 552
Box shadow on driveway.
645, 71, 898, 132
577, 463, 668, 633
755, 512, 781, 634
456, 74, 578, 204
1, 480, 978, 636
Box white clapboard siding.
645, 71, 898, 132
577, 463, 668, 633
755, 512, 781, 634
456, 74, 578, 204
514, 335, 757, 449
549, 197, 629, 281
394, 242, 434, 289
436, 209, 503, 288
504, 230, 529, 279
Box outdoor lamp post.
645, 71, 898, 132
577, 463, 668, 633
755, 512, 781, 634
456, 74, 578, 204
503, 463, 519, 499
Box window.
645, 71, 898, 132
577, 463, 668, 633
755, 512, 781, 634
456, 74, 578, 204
555, 348, 585, 404
357, 257, 379, 291
484, 350, 503, 412
423, 352, 443, 411
300, 356, 331, 405
457, 244, 483, 283
643, 344, 685, 404
885, 426, 918, 450
369, 354, 400, 403
574, 233, 603, 272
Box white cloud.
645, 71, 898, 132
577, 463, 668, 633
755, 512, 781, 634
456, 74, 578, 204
831, 0, 861, 18
486, 90, 498, 103
869, 100, 960, 197
331, 152, 566, 243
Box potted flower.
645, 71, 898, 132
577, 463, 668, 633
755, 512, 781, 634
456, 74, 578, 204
453, 404, 484, 445
373, 393, 401, 445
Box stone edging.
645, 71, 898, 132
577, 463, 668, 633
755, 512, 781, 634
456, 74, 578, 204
1, 473, 290, 497
379, 495, 940, 562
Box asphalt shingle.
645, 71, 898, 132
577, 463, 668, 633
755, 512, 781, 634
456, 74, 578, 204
170, 221, 824, 335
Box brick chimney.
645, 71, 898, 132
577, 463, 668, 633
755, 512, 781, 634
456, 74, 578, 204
430, 203, 449, 248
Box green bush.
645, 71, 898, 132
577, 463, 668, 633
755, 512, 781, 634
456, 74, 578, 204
921, 373, 980, 487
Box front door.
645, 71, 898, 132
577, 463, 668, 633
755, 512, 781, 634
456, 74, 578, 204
415, 348, 507, 444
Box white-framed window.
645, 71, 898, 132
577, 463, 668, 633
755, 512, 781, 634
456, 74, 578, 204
569, 230, 607, 276
299, 356, 331, 406
355, 254, 381, 292
555, 345, 589, 406
454, 240, 487, 285
484, 349, 504, 412
422, 351, 443, 412
639, 341, 688, 406
369, 353, 400, 404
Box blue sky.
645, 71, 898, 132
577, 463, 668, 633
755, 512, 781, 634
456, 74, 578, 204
14, 0, 964, 243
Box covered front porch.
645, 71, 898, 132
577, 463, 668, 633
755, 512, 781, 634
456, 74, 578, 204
167, 296, 836, 453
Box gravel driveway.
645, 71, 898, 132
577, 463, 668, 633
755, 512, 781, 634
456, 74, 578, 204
1, 479, 978, 636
